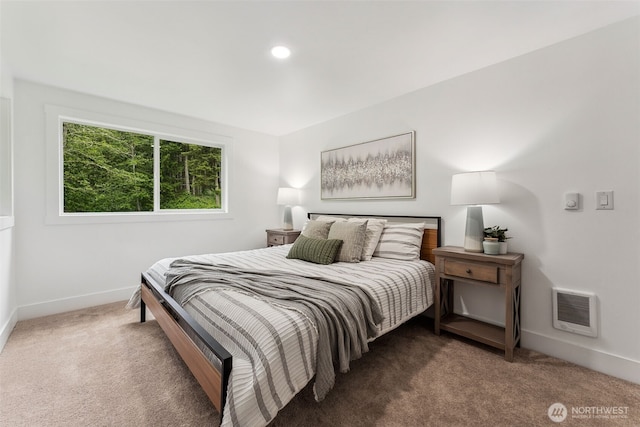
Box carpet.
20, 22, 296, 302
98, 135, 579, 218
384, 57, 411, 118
1, 301, 638, 426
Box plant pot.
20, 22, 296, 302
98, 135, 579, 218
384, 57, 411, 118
482, 238, 500, 255
499, 241, 508, 255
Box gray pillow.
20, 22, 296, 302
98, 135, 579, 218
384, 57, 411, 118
327, 220, 368, 263
302, 220, 334, 239
348, 217, 387, 261
286, 234, 343, 265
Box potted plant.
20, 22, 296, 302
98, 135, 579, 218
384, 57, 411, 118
483, 226, 510, 255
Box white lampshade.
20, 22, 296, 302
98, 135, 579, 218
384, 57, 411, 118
276, 187, 300, 206
276, 187, 300, 231
450, 171, 499, 205
450, 171, 499, 253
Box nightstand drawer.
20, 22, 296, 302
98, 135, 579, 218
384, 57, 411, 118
444, 259, 498, 284
268, 234, 285, 246
266, 229, 301, 247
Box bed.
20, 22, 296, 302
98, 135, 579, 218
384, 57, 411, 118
133, 213, 441, 426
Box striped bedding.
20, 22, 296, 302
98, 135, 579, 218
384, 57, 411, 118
146, 244, 435, 427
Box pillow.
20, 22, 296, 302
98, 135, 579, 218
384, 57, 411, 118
286, 234, 343, 265
348, 217, 387, 261
301, 220, 334, 239
327, 220, 368, 263
373, 222, 425, 261
315, 215, 347, 223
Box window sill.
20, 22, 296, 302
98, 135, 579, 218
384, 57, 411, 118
0, 216, 15, 231
45, 211, 232, 226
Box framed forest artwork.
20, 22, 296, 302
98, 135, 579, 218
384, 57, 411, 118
321, 131, 415, 200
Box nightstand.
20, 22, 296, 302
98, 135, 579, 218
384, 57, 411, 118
266, 229, 301, 247
433, 246, 524, 362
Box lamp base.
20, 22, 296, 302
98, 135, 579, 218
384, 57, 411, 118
282, 205, 293, 231
463, 206, 485, 252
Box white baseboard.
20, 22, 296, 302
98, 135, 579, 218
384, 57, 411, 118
17, 286, 137, 321
522, 329, 640, 385
0, 307, 18, 353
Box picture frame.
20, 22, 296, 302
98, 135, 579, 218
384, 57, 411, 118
321, 131, 415, 200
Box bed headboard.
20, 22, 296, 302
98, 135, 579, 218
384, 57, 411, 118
307, 213, 442, 264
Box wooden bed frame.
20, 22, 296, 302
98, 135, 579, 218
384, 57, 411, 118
139, 214, 441, 420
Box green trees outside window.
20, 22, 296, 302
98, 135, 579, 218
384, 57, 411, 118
63, 122, 222, 213
159, 140, 222, 209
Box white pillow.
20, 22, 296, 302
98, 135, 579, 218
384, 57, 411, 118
315, 215, 347, 223
348, 217, 387, 261
373, 222, 425, 261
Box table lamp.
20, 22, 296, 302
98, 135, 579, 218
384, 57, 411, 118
450, 171, 499, 252
276, 187, 300, 230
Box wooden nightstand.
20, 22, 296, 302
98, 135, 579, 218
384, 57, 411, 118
266, 229, 301, 247
433, 246, 524, 362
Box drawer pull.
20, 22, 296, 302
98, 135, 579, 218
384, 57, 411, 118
466, 269, 472, 274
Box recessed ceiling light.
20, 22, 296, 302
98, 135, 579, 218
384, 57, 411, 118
271, 46, 291, 59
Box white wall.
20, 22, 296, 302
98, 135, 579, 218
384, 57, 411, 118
280, 18, 640, 383
0, 57, 17, 352
13, 80, 280, 319
0, 227, 14, 351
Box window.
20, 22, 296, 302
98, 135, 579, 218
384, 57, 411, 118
159, 139, 222, 210
46, 105, 231, 224
63, 122, 154, 213
0, 97, 14, 230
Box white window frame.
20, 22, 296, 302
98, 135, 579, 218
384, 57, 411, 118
45, 105, 233, 224
0, 97, 14, 231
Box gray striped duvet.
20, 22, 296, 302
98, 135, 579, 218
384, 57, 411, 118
146, 244, 435, 427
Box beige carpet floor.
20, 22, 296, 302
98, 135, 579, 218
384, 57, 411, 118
1, 301, 638, 426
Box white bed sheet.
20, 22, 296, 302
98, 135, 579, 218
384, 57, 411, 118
146, 244, 435, 426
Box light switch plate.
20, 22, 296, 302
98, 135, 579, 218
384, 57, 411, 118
595, 191, 613, 210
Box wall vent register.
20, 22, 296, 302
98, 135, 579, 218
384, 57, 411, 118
552, 288, 597, 337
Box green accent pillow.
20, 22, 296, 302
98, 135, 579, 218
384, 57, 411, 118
286, 234, 343, 265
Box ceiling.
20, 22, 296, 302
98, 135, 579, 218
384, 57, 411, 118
2, 1, 639, 136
